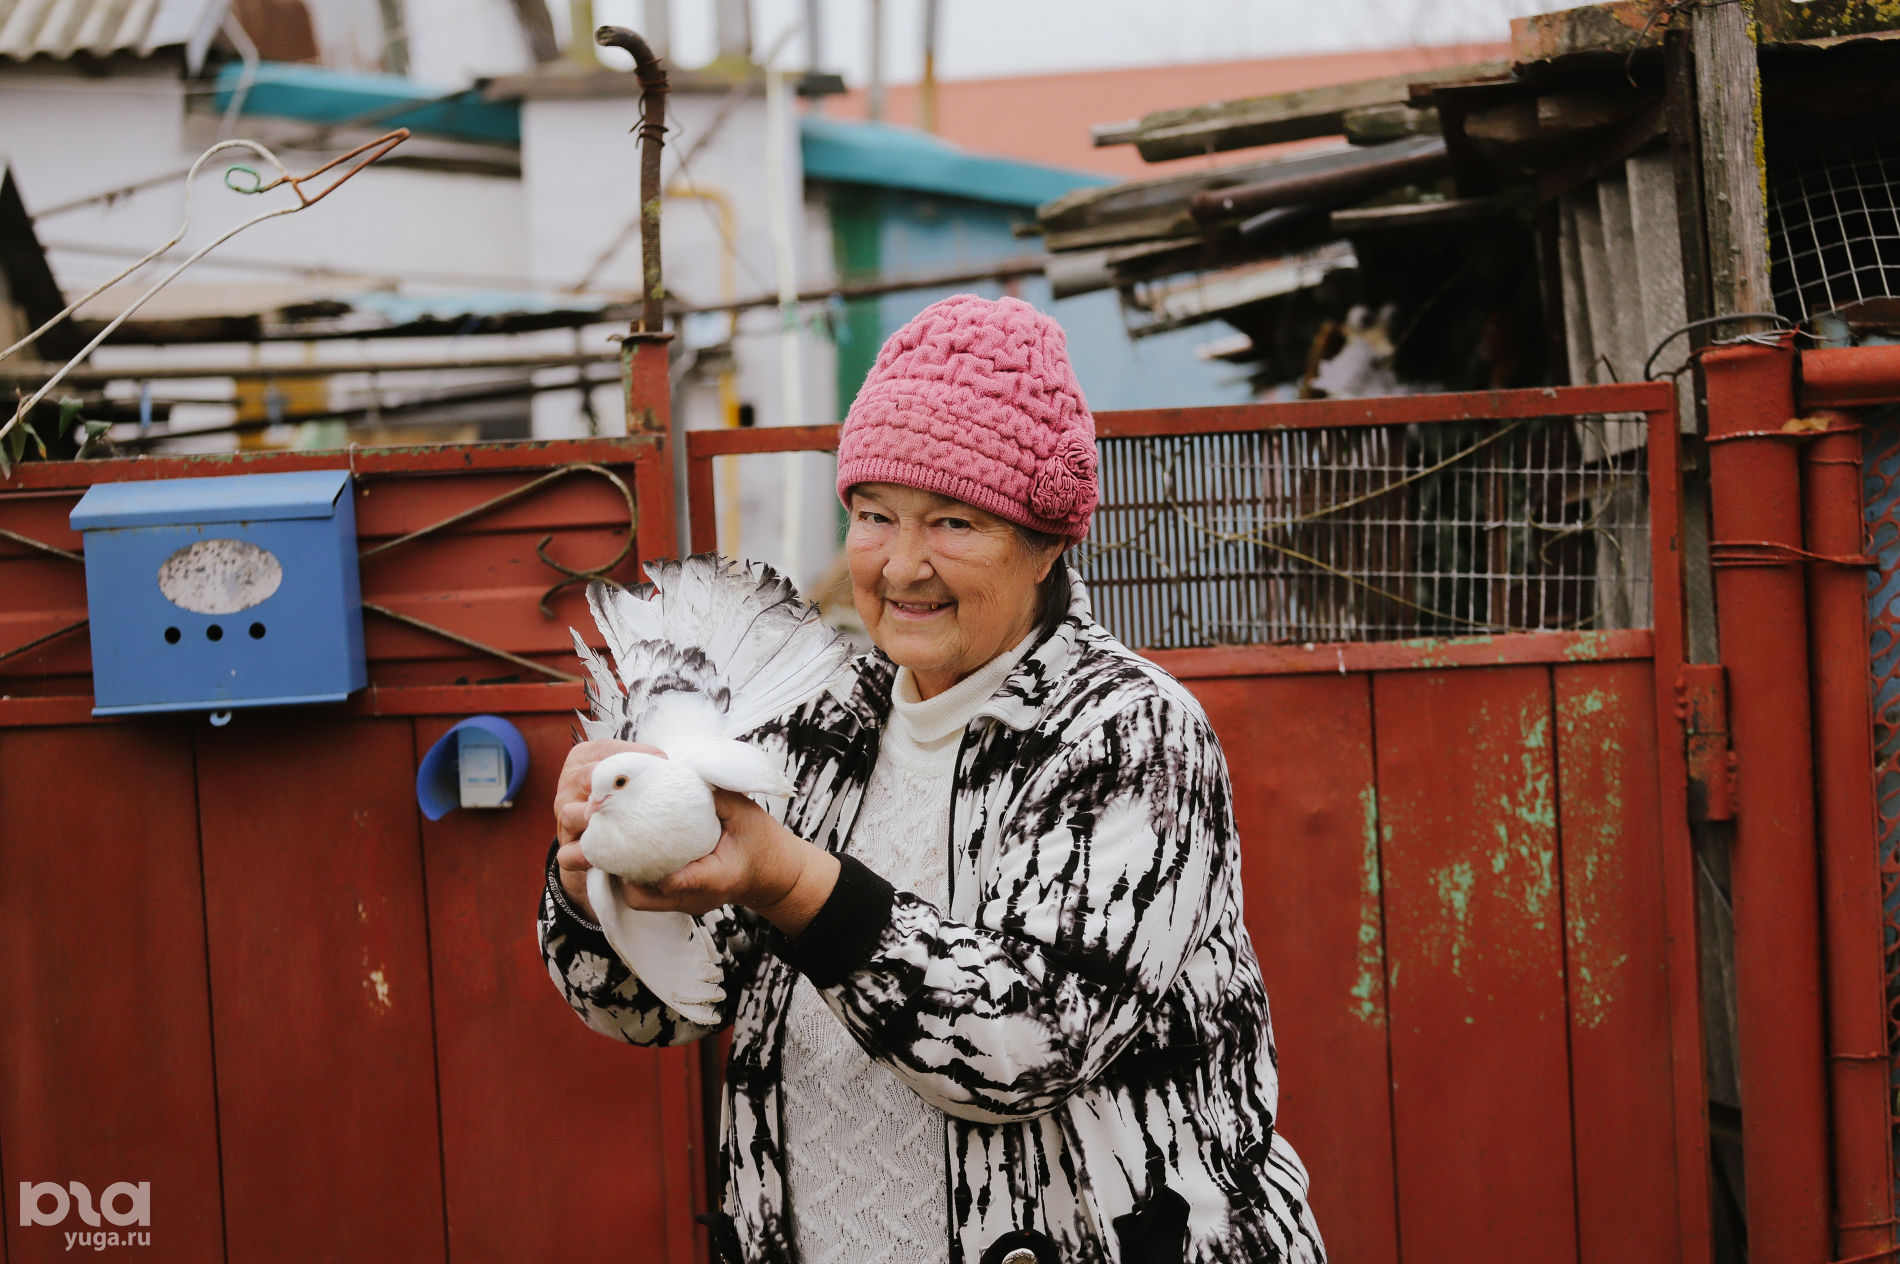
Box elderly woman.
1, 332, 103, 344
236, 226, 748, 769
537, 295, 1324, 1264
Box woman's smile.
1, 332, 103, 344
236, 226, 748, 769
885, 597, 953, 620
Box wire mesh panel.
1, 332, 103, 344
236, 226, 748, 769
1859, 412, 1900, 1215
1072, 414, 1651, 649
1769, 134, 1900, 325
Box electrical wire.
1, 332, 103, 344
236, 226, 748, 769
1, 130, 409, 450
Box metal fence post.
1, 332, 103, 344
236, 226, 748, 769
1701, 336, 1833, 1264
1801, 411, 1896, 1263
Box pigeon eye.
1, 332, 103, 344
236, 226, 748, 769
613, 775, 628, 789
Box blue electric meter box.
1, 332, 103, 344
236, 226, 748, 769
69, 469, 367, 716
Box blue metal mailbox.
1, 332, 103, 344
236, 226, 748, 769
69, 469, 367, 716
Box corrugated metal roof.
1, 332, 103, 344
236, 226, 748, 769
0, 0, 226, 67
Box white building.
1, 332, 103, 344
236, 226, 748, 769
0, 0, 1243, 589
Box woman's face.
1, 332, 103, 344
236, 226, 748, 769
846, 483, 1060, 700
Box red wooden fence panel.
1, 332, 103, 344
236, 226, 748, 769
1555, 663, 1680, 1264
1375, 666, 1579, 1264
0, 722, 225, 1264
0, 437, 703, 1264
196, 715, 448, 1264
415, 713, 705, 1263
1188, 673, 1399, 1264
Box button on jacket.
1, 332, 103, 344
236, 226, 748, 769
538, 575, 1326, 1264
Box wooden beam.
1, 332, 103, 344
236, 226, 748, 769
1513, 3, 1668, 63
1517, 0, 1900, 59
1692, 0, 1774, 325
1120, 60, 1511, 163
1329, 197, 1506, 234
1342, 103, 1441, 145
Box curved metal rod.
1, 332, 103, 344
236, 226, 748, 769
595, 25, 670, 333
0, 130, 409, 451
356, 461, 639, 616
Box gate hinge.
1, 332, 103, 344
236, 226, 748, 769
1676, 663, 1736, 822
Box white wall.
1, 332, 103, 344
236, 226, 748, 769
520, 87, 839, 589
2, 71, 527, 298
402, 0, 535, 85
1, 64, 535, 455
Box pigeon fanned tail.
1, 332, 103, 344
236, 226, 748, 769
578, 555, 851, 744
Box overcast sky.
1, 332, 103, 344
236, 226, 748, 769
590, 0, 1556, 82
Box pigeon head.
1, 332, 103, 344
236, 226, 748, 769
587, 751, 668, 817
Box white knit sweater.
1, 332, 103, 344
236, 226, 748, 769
781, 632, 1036, 1264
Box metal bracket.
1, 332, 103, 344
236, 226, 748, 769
1676, 662, 1737, 821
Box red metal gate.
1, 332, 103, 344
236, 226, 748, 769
1, 369, 1729, 1264
0, 339, 719, 1264
686, 381, 1712, 1264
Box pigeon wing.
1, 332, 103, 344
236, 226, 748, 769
671, 737, 796, 798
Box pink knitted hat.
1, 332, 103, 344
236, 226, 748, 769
835, 293, 1098, 539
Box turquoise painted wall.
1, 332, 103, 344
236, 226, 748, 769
825, 183, 1252, 418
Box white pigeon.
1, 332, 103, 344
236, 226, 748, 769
571, 554, 852, 1026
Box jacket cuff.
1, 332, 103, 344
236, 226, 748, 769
779, 854, 894, 989
545, 839, 605, 932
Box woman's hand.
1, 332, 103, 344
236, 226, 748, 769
551, 738, 661, 922
616, 790, 841, 937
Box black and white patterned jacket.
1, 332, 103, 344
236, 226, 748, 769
537, 575, 1326, 1264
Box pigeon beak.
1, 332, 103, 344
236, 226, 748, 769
584, 794, 604, 820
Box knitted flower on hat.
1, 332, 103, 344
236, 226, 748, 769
835, 293, 1099, 538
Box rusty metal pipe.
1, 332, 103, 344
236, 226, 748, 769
1805, 345, 1900, 409
1799, 411, 1896, 1263
1702, 337, 1833, 1264
1187, 139, 1449, 223
595, 24, 670, 333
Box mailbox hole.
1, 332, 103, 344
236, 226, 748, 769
249, 622, 266, 639
163, 626, 181, 644
206, 624, 224, 642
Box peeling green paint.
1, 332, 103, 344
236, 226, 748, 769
1350, 785, 1387, 1025
1484, 704, 1560, 930
1561, 630, 1623, 661
1558, 686, 1634, 1029
1433, 859, 1476, 976
1566, 688, 1610, 719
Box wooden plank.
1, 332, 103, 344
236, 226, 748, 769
1513, 4, 1666, 63
1691, 0, 1773, 325
1188, 674, 1398, 1264
1756, 0, 1900, 42
1329, 198, 1505, 235
1124, 60, 1513, 162
0, 722, 224, 1264
1374, 666, 1579, 1263
1514, 0, 1900, 58
196, 715, 447, 1264
1342, 103, 1441, 145
1554, 663, 1679, 1264
414, 714, 704, 1262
